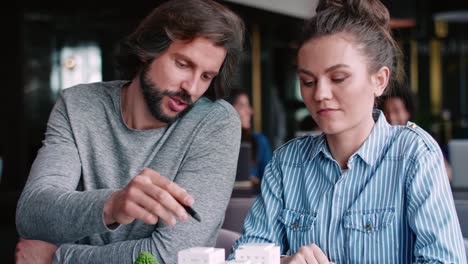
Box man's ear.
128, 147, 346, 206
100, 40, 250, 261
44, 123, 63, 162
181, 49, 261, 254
372, 66, 390, 97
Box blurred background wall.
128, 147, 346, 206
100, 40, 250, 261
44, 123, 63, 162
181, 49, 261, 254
0, 0, 467, 262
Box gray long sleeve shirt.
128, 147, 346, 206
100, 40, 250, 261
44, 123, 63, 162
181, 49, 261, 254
16, 81, 241, 263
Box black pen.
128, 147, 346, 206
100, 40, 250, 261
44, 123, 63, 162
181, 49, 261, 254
182, 204, 202, 222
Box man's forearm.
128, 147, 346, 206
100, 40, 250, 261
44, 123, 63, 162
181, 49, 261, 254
53, 225, 206, 264
54, 242, 137, 264
17, 186, 116, 244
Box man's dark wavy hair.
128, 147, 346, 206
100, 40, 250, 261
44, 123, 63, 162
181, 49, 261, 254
114, 0, 245, 100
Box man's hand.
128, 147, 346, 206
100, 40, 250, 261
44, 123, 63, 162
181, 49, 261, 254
15, 239, 57, 264
281, 244, 332, 264
104, 168, 194, 226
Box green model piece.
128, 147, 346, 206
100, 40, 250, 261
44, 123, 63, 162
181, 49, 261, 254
134, 251, 158, 264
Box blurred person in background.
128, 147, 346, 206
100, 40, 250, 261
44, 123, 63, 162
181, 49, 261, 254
231, 0, 465, 263
228, 89, 272, 191
378, 81, 415, 127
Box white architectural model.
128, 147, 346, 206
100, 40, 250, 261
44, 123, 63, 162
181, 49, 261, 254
178, 247, 225, 264
234, 243, 280, 264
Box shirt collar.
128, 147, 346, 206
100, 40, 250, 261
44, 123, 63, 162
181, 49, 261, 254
354, 109, 391, 166
308, 110, 391, 166
309, 133, 332, 161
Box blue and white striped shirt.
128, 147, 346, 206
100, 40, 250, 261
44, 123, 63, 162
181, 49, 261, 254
232, 110, 466, 263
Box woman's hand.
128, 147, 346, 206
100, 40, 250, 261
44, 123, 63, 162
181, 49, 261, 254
280, 244, 332, 264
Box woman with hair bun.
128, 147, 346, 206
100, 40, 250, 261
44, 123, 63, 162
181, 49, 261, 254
231, 0, 466, 263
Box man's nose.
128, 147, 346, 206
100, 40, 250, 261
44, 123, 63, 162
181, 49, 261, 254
180, 75, 200, 95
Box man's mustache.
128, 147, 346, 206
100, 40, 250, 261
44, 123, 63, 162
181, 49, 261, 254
162, 91, 192, 105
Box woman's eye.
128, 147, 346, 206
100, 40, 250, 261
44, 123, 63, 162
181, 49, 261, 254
301, 79, 316, 87
332, 76, 348, 83
175, 60, 187, 68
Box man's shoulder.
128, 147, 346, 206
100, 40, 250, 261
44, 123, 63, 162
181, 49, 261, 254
61, 80, 124, 102
171, 98, 240, 140
194, 97, 238, 117
55, 81, 125, 122
186, 97, 239, 122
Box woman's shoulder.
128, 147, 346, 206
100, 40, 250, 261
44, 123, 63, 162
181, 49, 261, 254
392, 121, 442, 157
272, 134, 323, 163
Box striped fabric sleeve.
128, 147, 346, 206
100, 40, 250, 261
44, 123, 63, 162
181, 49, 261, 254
231, 155, 289, 257
406, 148, 467, 263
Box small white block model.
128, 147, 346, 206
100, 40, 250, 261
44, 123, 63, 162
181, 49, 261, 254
234, 243, 280, 264
178, 247, 225, 264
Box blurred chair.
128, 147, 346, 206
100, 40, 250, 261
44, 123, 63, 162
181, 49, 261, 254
449, 139, 468, 188
455, 200, 468, 262
215, 228, 241, 259
455, 200, 468, 238
0, 156, 3, 184
464, 238, 468, 263
235, 142, 252, 182
222, 197, 256, 233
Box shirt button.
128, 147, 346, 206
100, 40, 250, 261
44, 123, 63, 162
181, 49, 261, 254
366, 223, 372, 232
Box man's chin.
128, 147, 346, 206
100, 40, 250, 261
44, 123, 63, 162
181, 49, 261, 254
159, 115, 178, 124
155, 103, 192, 124
158, 109, 185, 124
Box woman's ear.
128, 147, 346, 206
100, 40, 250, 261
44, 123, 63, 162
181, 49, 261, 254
371, 66, 390, 97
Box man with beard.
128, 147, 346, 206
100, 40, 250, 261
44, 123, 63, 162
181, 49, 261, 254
15, 0, 245, 263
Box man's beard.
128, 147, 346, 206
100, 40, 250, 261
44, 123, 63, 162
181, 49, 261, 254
139, 69, 194, 124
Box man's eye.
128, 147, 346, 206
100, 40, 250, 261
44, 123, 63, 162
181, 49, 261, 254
202, 73, 213, 81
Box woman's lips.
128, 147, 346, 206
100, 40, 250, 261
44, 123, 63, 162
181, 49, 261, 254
317, 108, 337, 115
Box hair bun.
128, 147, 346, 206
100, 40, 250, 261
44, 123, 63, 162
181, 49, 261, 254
316, 0, 390, 29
